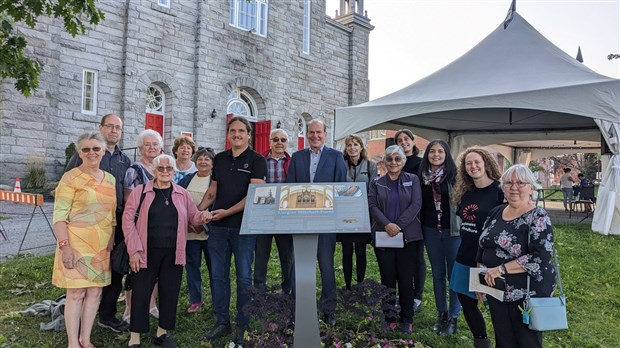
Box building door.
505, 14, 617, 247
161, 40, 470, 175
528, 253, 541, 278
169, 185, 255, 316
297, 117, 306, 150
145, 85, 165, 138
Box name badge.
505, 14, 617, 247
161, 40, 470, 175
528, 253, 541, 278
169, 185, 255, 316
403, 181, 413, 187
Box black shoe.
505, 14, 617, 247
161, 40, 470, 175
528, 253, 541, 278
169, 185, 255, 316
473, 337, 492, 348
439, 317, 457, 336
127, 345, 140, 348
235, 326, 247, 345
154, 333, 177, 348
323, 313, 336, 326
432, 311, 448, 332
202, 322, 232, 340
98, 317, 130, 333
413, 299, 422, 313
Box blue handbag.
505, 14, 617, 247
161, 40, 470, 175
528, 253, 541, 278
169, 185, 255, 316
523, 248, 568, 331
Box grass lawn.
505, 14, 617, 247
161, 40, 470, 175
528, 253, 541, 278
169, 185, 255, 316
1, 223, 619, 347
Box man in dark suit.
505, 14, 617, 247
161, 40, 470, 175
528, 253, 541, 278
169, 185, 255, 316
286, 119, 347, 325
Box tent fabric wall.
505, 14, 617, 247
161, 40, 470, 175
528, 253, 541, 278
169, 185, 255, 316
592, 120, 620, 236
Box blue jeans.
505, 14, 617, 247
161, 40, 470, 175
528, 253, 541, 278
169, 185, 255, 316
562, 188, 573, 209
423, 226, 461, 318
185, 238, 212, 305
208, 226, 256, 327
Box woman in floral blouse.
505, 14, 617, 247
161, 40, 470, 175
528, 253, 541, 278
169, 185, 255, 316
477, 164, 556, 348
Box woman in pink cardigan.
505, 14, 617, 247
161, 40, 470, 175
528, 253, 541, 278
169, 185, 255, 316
123, 154, 209, 348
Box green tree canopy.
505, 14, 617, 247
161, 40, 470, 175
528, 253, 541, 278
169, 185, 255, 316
1, 0, 104, 96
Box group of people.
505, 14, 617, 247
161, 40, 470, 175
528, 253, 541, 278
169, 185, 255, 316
51, 113, 558, 348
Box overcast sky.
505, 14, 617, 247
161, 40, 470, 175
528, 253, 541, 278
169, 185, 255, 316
326, 0, 620, 100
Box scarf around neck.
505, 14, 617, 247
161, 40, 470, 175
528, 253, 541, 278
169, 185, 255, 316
423, 166, 447, 230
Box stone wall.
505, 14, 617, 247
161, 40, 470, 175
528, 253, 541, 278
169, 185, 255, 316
0, 0, 373, 185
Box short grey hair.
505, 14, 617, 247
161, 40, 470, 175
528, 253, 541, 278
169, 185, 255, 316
152, 154, 178, 172
384, 145, 407, 165
270, 128, 288, 139
306, 119, 327, 132
137, 129, 163, 149
500, 164, 537, 191
76, 131, 105, 150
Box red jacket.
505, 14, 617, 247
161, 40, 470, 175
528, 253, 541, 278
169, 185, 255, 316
122, 180, 204, 268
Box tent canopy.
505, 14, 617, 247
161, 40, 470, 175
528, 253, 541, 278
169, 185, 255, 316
334, 10, 620, 236
334, 12, 620, 160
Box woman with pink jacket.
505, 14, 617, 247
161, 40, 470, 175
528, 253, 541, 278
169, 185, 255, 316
123, 154, 209, 348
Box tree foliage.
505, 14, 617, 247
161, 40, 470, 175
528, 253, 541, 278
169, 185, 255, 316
608, 54, 620, 60
0, 0, 104, 96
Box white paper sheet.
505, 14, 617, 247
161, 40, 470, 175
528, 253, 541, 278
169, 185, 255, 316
469, 267, 505, 302
375, 231, 404, 248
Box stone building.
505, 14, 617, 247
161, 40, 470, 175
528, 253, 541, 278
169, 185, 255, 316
0, 0, 373, 186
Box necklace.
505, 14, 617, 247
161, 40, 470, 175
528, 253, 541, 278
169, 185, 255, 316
156, 184, 172, 206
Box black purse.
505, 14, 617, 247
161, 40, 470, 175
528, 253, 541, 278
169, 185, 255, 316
111, 185, 146, 275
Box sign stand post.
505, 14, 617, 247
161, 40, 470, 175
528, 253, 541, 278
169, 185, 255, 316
292, 234, 321, 347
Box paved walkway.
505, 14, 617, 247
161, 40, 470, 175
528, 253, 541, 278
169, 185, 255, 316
0, 201, 56, 261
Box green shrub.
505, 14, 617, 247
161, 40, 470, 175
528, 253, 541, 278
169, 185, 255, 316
24, 154, 46, 189
64, 142, 76, 169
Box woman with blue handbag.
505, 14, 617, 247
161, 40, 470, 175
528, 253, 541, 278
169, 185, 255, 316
477, 164, 556, 348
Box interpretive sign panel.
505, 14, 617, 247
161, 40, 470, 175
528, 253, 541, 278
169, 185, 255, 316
240, 183, 371, 235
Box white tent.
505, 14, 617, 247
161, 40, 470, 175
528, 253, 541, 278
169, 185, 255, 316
334, 11, 620, 235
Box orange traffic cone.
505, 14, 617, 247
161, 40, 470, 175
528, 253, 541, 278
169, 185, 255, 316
14, 178, 21, 192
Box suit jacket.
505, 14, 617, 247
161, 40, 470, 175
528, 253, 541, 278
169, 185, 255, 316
286, 146, 347, 183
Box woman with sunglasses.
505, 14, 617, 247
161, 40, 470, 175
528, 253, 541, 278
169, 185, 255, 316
419, 139, 460, 336
123, 154, 209, 348
477, 164, 555, 348
122, 129, 163, 323
394, 129, 425, 312
52, 131, 116, 348
339, 134, 377, 290
368, 145, 422, 334
452, 147, 504, 348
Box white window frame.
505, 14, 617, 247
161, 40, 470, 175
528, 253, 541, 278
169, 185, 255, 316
302, 0, 311, 54
146, 85, 165, 114
157, 0, 170, 8
227, 89, 258, 122
81, 69, 98, 115
229, 0, 268, 37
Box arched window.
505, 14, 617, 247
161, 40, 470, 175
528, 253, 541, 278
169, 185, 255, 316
145, 85, 165, 137
227, 89, 258, 122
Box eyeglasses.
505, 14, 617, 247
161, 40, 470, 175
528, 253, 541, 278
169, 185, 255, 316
503, 181, 529, 188
80, 147, 102, 153
101, 124, 123, 131
271, 137, 288, 143
156, 166, 175, 173
385, 156, 403, 163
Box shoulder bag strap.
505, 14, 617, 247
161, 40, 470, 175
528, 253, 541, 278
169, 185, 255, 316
133, 184, 147, 225
525, 209, 564, 298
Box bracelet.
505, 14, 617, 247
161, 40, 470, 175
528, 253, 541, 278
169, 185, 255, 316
499, 263, 507, 275
58, 239, 70, 248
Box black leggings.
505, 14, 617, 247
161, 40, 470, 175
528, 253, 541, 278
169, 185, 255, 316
457, 293, 487, 338
342, 241, 368, 289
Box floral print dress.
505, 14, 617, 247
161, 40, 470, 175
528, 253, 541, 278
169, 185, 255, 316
477, 205, 556, 302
